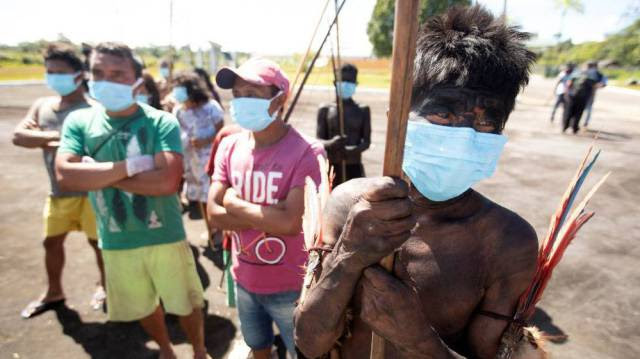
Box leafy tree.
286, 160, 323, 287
554, 0, 584, 41
539, 18, 640, 68
601, 18, 640, 66
366, 0, 471, 57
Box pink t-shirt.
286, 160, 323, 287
212, 127, 325, 294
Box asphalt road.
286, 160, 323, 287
0, 76, 638, 358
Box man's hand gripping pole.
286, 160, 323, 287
370, 1, 420, 358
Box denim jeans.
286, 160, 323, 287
236, 283, 300, 358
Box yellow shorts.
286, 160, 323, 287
102, 240, 204, 322
43, 196, 97, 239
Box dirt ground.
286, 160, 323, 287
0, 76, 638, 359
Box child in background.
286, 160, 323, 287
172, 71, 224, 223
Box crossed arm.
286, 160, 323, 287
12, 99, 60, 149
296, 243, 535, 358
207, 181, 306, 236
55, 151, 183, 195
294, 186, 538, 358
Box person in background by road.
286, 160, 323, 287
581, 60, 607, 127
12, 42, 106, 318
563, 62, 603, 134
550, 62, 575, 122
208, 58, 325, 359
172, 71, 224, 222
55, 42, 207, 359
316, 63, 371, 186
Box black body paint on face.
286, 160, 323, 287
411, 87, 508, 134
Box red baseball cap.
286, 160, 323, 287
216, 58, 290, 96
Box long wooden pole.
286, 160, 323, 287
333, 0, 347, 184
287, 0, 332, 107
284, 0, 347, 123
370, 0, 420, 358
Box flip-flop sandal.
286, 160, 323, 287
21, 298, 65, 319
90, 287, 106, 311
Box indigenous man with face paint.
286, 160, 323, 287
208, 58, 325, 359
55, 42, 206, 359
295, 6, 539, 358
316, 63, 371, 186
13, 42, 106, 318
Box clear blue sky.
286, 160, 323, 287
1, 0, 637, 56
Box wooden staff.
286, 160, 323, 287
370, 0, 420, 358
333, 0, 347, 184
287, 0, 332, 107
329, 45, 348, 184
284, 0, 348, 123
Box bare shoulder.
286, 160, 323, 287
478, 193, 539, 279
32, 96, 56, 111
321, 177, 374, 246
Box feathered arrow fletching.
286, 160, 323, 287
515, 145, 610, 321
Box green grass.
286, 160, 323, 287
0, 63, 45, 81
0, 54, 395, 88
279, 58, 391, 88
0, 59, 194, 82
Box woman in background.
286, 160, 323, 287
194, 67, 223, 109
172, 71, 224, 225
135, 71, 162, 109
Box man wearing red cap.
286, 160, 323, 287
207, 58, 325, 358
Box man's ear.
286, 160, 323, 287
132, 78, 145, 95
269, 92, 287, 115
74, 72, 85, 84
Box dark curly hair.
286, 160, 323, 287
194, 67, 223, 108
173, 71, 210, 106
43, 42, 84, 72
412, 5, 537, 116
141, 71, 162, 109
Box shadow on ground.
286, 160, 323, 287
49, 243, 236, 359
582, 128, 633, 141
201, 231, 226, 271
530, 307, 568, 344
54, 305, 236, 359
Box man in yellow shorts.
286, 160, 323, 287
56, 42, 206, 359
12, 43, 106, 318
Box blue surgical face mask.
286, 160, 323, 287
46, 72, 81, 96
88, 79, 141, 112
338, 81, 356, 99
402, 120, 507, 202
135, 93, 149, 104
160, 67, 170, 78
172, 86, 189, 103
230, 93, 281, 132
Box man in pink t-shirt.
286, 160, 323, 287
207, 58, 324, 359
